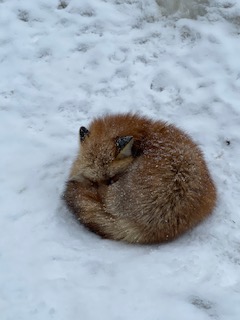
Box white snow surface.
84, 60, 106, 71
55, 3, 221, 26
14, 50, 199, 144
1, 0, 240, 319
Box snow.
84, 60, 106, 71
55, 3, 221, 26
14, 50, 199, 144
1, 0, 240, 319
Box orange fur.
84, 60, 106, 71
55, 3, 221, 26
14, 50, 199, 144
63, 114, 216, 244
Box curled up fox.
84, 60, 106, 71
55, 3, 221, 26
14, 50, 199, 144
63, 113, 216, 244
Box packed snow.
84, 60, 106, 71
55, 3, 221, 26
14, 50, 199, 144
1, 0, 240, 319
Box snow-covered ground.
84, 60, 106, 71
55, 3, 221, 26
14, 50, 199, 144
1, 0, 240, 319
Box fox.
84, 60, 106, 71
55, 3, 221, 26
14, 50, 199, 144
63, 113, 216, 244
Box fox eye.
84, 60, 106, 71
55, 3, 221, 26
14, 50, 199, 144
79, 126, 89, 142
106, 178, 114, 185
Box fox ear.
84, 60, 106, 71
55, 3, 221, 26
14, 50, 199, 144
79, 126, 89, 142
116, 136, 134, 159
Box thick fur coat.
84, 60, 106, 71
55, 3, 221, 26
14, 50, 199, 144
63, 114, 216, 244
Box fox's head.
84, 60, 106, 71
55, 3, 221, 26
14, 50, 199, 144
69, 114, 149, 184
77, 126, 134, 183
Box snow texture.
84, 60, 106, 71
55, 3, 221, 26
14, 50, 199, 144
0, 0, 240, 319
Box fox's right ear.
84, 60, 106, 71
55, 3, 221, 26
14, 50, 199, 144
79, 126, 89, 142
116, 136, 134, 159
